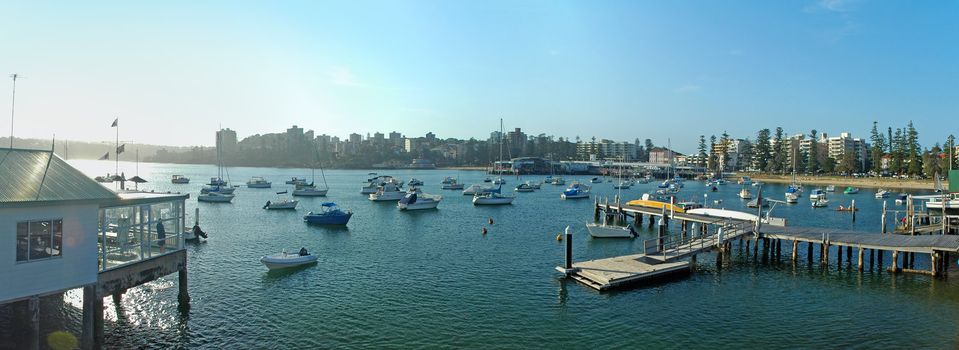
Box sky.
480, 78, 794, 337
1, 0, 957, 153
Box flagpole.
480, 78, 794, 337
115, 117, 119, 176
9, 74, 19, 149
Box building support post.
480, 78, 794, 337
791, 240, 798, 262
82, 285, 96, 350
29, 296, 39, 350
858, 247, 864, 272
891, 250, 899, 273
178, 268, 191, 311
807, 242, 813, 263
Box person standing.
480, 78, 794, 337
156, 220, 166, 253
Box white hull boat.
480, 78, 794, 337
198, 192, 234, 203
442, 182, 465, 190
293, 187, 328, 197
264, 199, 298, 210
586, 221, 633, 238
397, 191, 441, 210
472, 193, 514, 205
247, 176, 272, 188
260, 252, 318, 270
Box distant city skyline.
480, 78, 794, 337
1, 1, 957, 153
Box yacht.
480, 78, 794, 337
171, 175, 190, 184
493, 177, 506, 185
515, 183, 535, 192
201, 184, 235, 195
738, 187, 753, 200
408, 178, 424, 187
247, 176, 272, 188
528, 181, 542, 189
463, 184, 500, 196
875, 189, 889, 199
472, 192, 515, 205
369, 183, 408, 201
785, 188, 800, 204
825, 185, 836, 192
441, 176, 455, 184
292, 183, 328, 197
304, 202, 352, 225
285, 177, 307, 185
397, 189, 442, 210
442, 179, 465, 190
198, 192, 234, 203
809, 189, 826, 201
811, 198, 829, 208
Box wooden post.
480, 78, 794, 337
178, 268, 191, 311
877, 249, 884, 269
847, 246, 852, 261
776, 239, 782, 258
837, 244, 842, 265
564, 226, 573, 270
932, 251, 939, 277
793, 240, 799, 262
648, 214, 654, 228
82, 285, 96, 350
657, 218, 666, 252
807, 242, 813, 263
859, 246, 863, 272
891, 250, 899, 273
681, 220, 687, 240
881, 201, 887, 234
870, 248, 874, 269
746, 239, 751, 254
29, 296, 39, 350
823, 243, 829, 264
851, 199, 857, 222
910, 251, 916, 269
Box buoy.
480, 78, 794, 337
482, 227, 488, 235
488, 217, 494, 225
556, 234, 563, 241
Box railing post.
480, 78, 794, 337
564, 226, 573, 270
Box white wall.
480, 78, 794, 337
0, 203, 99, 304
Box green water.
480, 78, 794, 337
12, 160, 959, 348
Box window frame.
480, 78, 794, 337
14, 218, 64, 264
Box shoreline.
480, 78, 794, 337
741, 174, 935, 190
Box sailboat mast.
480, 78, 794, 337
499, 118, 504, 175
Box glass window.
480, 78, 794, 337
15, 219, 63, 263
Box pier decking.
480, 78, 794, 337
560, 202, 959, 291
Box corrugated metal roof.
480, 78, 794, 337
0, 148, 119, 204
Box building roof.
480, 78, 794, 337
0, 148, 120, 206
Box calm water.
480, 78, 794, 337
48, 161, 959, 348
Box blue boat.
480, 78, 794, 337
304, 202, 353, 225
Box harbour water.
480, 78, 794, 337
52, 161, 959, 348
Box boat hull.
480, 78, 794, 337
472, 196, 514, 205
586, 224, 632, 238
561, 193, 590, 199
198, 194, 234, 203
398, 201, 440, 210
304, 213, 352, 225
247, 183, 272, 188
260, 254, 318, 270
293, 189, 328, 197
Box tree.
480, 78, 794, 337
697, 135, 708, 169
644, 139, 654, 161
755, 129, 771, 172
821, 156, 837, 173
869, 121, 887, 174
906, 121, 922, 175
806, 129, 819, 174
947, 134, 956, 171
922, 144, 942, 178
771, 127, 786, 174
720, 131, 731, 171
739, 138, 754, 172
838, 151, 857, 175
708, 135, 718, 172
891, 128, 905, 174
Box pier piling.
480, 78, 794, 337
807, 242, 813, 263
178, 268, 191, 311
564, 227, 573, 271
792, 240, 798, 261
858, 247, 864, 271
29, 296, 39, 350
891, 250, 900, 273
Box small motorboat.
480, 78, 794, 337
441, 176, 455, 184
875, 189, 889, 199
515, 183, 535, 192
493, 177, 506, 185
304, 202, 353, 225
247, 176, 272, 188
198, 192, 234, 203
263, 199, 298, 210
260, 249, 318, 270
528, 181, 542, 189
397, 190, 442, 210
835, 205, 859, 212
843, 186, 860, 194
552, 177, 566, 186
710, 186, 718, 192
463, 184, 500, 196
785, 193, 799, 204
809, 189, 826, 201
369, 183, 407, 201
408, 178, 424, 187
441, 180, 465, 190
590, 177, 602, 184
171, 175, 190, 184
472, 192, 515, 205
613, 181, 631, 189
285, 177, 307, 185
811, 198, 829, 208
483, 177, 493, 183
561, 182, 591, 199
586, 219, 634, 238
825, 185, 836, 192
895, 193, 908, 205
738, 188, 753, 200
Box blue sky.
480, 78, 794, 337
1, 0, 956, 153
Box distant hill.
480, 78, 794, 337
0, 136, 213, 164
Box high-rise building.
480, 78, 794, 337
507, 128, 527, 156
577, 139, 638, 160
216, 128, 237, 157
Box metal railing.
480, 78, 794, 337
643, 220, 752, 261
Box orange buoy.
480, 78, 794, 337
556, 234, 563, 241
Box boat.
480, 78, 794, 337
527, 181, 542, 189
295, 151, 331, 197
472, 192, 515, 205
442, 179, 465, 190
809, 189, 826, 201
303, 202, 353, 225
625, 194, 686, 213
361, 183, 379, 194
515, 183, 535, 192
246, 176, 272, 188
201, 185, 235, 195
926, 196, 959, 209
260, 250, 318, 270
875, 189, 889, 198
738, 176, 752, 185
483, 177, 492, 183
590, 177, 602, 184
715, 179, 727, 185
825, 185, 836, 192
408, 178, 424, 187
688, 208, 760, 222
207, 177, 227, 186
197, 192, 234, 203
493, 177, 506, 185
738, 187, 753, 200
551, 177, 566, 186
561, 182, 591, 199
263, 199, 298, 210
676, 201, 703, 211
171, 175, 190, 184
369, 183, 407, 201
397, 189, 442, 210
462, 184, 500, 196
586, 216, 634, 238
785, 190, 799, 204
835, 205, 859, 212
441, 176, 455, 184
613, 181, 631, 189
895, 193, 908, 205
285, 177, 307, 185
710, 186, 718, 192
843, 186, 860, 194
811, 198, 829, 208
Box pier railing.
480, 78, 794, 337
643, 220, 752, 261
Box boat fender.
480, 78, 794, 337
556, 233, 562, 241
482, 227, 488, 235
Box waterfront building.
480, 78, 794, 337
215, 128, 237, 158
648, 147, 679, 165
0, 148, 190, 349
827, 132, 869, 170
576, 138, 638, 161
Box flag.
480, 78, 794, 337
117, 144, 125, 155
111, 118, 118, 127
98, 152, 109, 160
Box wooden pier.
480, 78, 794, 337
559, 200, 959, 291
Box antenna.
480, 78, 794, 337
9, 73, 23, 148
